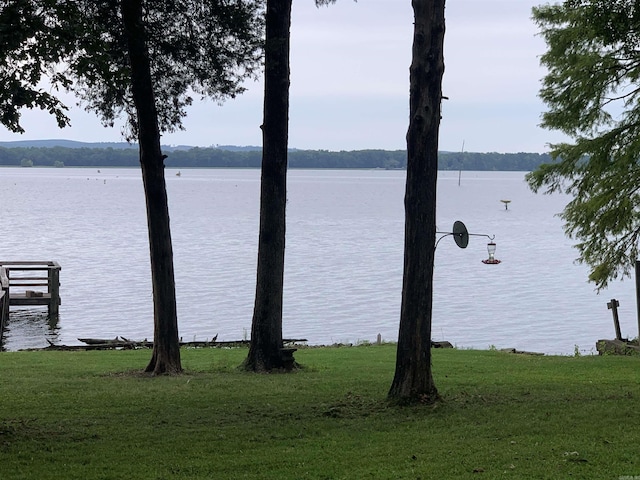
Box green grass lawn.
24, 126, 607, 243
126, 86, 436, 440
1, 345, 639, 479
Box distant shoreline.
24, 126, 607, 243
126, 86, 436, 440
0, 140, 553, 171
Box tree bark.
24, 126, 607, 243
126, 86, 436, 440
121, 0, 182, 374
244, 0, 292, 372
388, 0, 446, 403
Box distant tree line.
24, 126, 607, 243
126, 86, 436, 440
0, 145, 554, 171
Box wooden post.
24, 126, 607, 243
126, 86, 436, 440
0, 267, 9, 342
607, 298, 622, 341
636, 261, 640, 341
48, 263, 61, 317
0, 290, 5, 345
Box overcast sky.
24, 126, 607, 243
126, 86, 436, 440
0, 0, 565, 153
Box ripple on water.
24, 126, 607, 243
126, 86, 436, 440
0, 168, 632, 354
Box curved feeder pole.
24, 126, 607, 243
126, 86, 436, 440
435, 220, 501, 264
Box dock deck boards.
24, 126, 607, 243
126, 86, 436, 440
9, 292, 57, 306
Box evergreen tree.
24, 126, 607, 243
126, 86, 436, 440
527, 0, 640, 289
1, 0, 263, 372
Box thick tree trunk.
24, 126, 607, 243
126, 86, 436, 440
121, 0, 182, 374
244, 0, 292, 372
388, 0, 445, 403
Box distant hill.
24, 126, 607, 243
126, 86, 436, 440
0, 139, 196, 151
0, 140, 274, 152
214, 145, 262, 152
0, 139, 137, 149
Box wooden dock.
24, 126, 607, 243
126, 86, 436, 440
0, 261, 61, 343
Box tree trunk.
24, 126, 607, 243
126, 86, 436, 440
121, 0, 182, 374
243, 0, 292, 372
388, 0, 445, 403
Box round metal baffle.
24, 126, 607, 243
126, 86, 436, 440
452, 221, 469, 249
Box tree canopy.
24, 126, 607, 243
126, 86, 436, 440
527, 0, 640, 289
0, 0, 264, 140
0, 0, 75, 132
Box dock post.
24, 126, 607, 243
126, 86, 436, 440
0, 267, 9, 342
608, 298, 622, 341
48, 262, 61, 317
636, 261, 640, 341
0, 291, 5, 344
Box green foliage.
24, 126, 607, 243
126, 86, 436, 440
0, 0, 75, 132
68, 0, 264, 140
0, 145, 553, 170
527, 0, 640, 290
1, 347, 640, 478
0, 0, 264, 139
441, 150, 552, 171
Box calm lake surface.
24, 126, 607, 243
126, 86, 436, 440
1, 167, 636, 355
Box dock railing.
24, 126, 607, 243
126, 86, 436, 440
0, 261, 61, 317
0, 266, 9, 340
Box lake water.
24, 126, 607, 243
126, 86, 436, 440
1, 167, 636, 355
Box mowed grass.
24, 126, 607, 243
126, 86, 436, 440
1, 345, 640, 479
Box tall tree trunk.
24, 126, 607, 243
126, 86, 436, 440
388, 0, 445, 403
121, 0, 182, 374
244, 0, 292, 372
